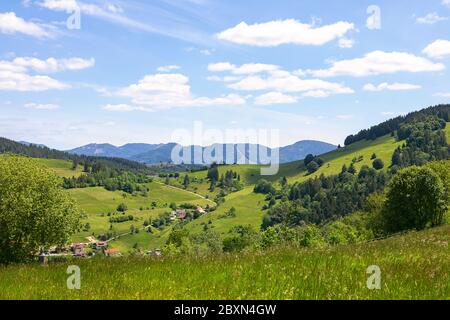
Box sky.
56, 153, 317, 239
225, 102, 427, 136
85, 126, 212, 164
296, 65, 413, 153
1, 0, 450, 150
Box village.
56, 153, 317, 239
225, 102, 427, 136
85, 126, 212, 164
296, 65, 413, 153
38, 205, 208, 264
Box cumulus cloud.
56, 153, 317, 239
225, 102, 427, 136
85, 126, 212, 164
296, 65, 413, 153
228, 74, 354, 96
12, 57, 95, 73
363, 82, 421, 92
25, 102, 60, 110
423, 39, 450, 59
443, 0, 450, 7
157, 65, 181, 72
434, 92, 450, 97
110, 73, 246, 111
309, 51, 445, 77
208, 62, 280, 75
254, 92, 298, 105
416, 12, 447, 24
0, 12, 52, 38
207, 61, 354, 98
0, 56, 93, 91
338, 38, 354, 48
217, 19, 354, 47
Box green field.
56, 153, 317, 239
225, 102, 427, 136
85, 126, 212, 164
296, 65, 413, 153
69, 182, 213, 244
35, 158, 84, 178
1, 225, 448, 300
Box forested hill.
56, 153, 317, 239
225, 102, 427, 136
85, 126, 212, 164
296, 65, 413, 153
0, 137, 150, 173
345, 104, 450, 146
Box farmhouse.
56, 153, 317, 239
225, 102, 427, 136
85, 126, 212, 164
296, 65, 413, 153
94, 241, 108, 250
196, 206, 206, 215
104, 248, 121, 257
176, 209, 187, 219
71, 243, 86, 257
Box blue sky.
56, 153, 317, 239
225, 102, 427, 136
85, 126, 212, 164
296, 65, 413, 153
1, 0, 450, 149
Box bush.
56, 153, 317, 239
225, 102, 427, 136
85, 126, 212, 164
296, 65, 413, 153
372, 159, 384, 170
306, 161, 319, 174
254, 179, 275, 195
117, 203, 128, 212
382, 166, 447, 233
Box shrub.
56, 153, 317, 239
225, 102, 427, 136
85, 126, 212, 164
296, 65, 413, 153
306, 161, 319, 174
382, 166, 447, 233
372, 159, 384, 170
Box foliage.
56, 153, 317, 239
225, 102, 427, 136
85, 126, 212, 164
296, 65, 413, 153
254, 179, 275, 195
0, 155, 80, 264
382, 166, 447, 233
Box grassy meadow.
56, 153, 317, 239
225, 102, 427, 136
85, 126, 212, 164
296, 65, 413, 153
0, 225, 448, 300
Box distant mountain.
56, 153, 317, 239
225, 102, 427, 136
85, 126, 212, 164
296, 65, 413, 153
278, 140, 336, 163
68, 140, 336, 164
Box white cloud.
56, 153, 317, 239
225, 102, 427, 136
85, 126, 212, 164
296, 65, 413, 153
0, 56, 91, 91
434, 92, 450, 97
113, 73, 246, 111
336, 114, 354, 120
25, 102, 60, 110
416, 12, 447, 24
0, 12, 52, 38
39, 0, 79, 11
423, 39, 450, 59
303, 90, 330, 98
363, 82, 421, 92
156, 65, 181, 72
103, 104, 138, 112
228, 74, 354, 96
12, 57, 95, 73
217, 19, 354, 47
254, 92, 298, 105
338, 38, 354, 48
310, 51, 445, 77
208, 62, 280, 75
443, 0, 450, 7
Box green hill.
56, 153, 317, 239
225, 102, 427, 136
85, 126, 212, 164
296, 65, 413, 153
1, 225, 448, 300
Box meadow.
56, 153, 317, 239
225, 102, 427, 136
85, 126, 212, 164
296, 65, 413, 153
0, 225, 448, 300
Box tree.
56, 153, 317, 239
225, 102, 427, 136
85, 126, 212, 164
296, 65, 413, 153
382, 166, 447, 233
306, 161, 319, 174
254, 179, 275, 195
348, 163, 357, 175
372, 159, 384, 170
117, 203, 128, 212
207, 162, 219, 183
183, 175, 190, 189
304, 154, 315, 166
0, 155, 80, 264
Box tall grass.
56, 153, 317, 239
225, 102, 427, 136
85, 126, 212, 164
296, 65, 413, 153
0, 225, 448, 300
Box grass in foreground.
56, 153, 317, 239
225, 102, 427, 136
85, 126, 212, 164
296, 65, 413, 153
0, 225, 448, 300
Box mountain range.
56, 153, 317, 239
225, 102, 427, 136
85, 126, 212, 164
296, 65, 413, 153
67, 140, 336, 164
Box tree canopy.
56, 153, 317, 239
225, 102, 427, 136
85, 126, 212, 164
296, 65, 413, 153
0, 155, 81, 264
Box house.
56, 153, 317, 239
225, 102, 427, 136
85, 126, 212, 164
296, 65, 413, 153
104, 248, 121, 257
196, 206, 206, 215
72, 243, 86, 257
176, 209, 187, 219
94, 241, 108, 250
